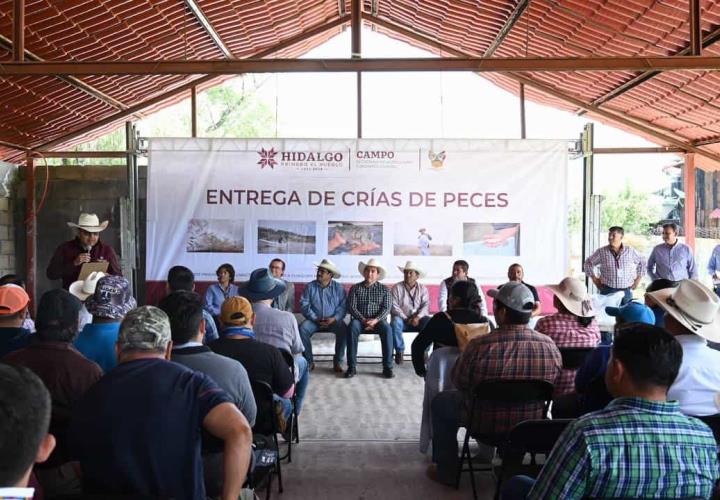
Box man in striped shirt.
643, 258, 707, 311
346, 258, 393, 379
583, 226, 645, 305
503, 323, 719, 499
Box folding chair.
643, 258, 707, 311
457, 379, 555, 500
559, 347, 594, 370
496, 419, 573, 494
249, 380, 283, 500
279, 349, 300, 463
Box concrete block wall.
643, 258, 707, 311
0, 196, 16, 276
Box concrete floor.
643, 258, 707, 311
272, 333, 497, 500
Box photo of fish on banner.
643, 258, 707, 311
328, 221, 383, 256
185, 218, 245, 253
463, 222, 520, 256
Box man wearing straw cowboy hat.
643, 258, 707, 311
346, 258, 394, 379
299, 259, 348, 373
47, 213, 122, 290
646, 279, 720, 416
391, 261, 431, 365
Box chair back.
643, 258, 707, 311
278, 348, 296, 377
560, 347, 593, 370
250, 380, 278, 436
697, 414, 720, 444
505, 418, 573, 455
473, 379, 555, 408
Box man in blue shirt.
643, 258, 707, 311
74, 275, 135, 373
299, 259, 347, 373
646, 222, 697, 282
707, 243, 720, 297
69, 306, 252, 500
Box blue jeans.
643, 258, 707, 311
348, 318, 393, 370
431, 389, 463, 485
390, 315, 431, 354
500, 475, 536, 499
299, 319, 347, 364
272, 394, 293, 421
599, 285, 632, 305
294, 355, 310, 415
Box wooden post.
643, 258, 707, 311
191, 86, 198, 138
684, 153, 696, 250
13, 0, 24, 61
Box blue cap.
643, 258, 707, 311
605, 301, 655, 325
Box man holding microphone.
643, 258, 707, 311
47, 213, 122, 289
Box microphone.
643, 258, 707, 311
84, 245, 92, 254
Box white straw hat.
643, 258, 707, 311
397, 261, 426, 279
548, 277, 595, 318
646, 279, 720, 342
358, 258, 387, 281
314, 259, 341, 279
69, 271, 106, 301
67, 213, 109, 233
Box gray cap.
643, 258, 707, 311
488, 281, 535, 313
118, 305, 171, 353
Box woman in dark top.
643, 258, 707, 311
411, 280, 487, 376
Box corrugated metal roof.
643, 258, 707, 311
1, 0, 719, 166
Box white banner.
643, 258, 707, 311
146, 138, 567, 285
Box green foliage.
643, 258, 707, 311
601, 182, 662, 235
199, 78, 274, 138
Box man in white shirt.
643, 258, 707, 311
646, 279, 720, 416
391, 261, 431, 365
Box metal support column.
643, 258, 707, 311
124, 122, 140, 299
25, 154, 35, 315
519, 83, 526, 139
352, 0, 362, 138
690, 0, 702, 56
13, 0, 24, 61
684, 153, 696, 250
191, 86, 198, 138
581, 123, 596, 287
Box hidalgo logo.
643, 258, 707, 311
428, 150, 446, 169
257, 147, 278, 169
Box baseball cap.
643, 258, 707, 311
221, 296, 254, 327
606, 301, 655, 325
487, 281, 534, 313
118, 306, 171, 352
36, 289, 81, 331
0, 284, 30, 316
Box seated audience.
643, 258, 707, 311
438, 259, 488, 316
535, 277, 600, 397
204, 263, 238, 325
299, 259, 347, 373
391, 261, 432, 365
555, 300, 655, 418
160, 290, 256, 426
74, 275, 135, 373
0, 364, 56, 495
346, 259, 394, 378
269, 258, 295, 312
504, 323, 719, 499
167, 265, 218, 343
241, 268, 309, 415
411, 280, 487, 377
3, 289, 101, 493
0, 284, 32, 358
0, 274, 36, 332
211, 296, 295, 424
428, 282, 561, 486
506, 263, 541, 316
647, 279, 720, 416
69, 306, 252, 499
644, 278, 678, 327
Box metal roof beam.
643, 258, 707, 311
0, 35, 127, 111
31, 16, 351, 153
484, 0, 529, 57
2, 56, 720, 75
184, 0, 233, 58
591, 24, 720, 107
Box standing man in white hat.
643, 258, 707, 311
299, 259, 347, 373
646, 279, 720, 416
391, 261, 431, 365
346, 258, 394, 378
46, 213, 122, 290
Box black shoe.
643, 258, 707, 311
344, 367, 357, 378
394, 352, 404, 365
382, 367, 395, 379
309, 362, 316, 372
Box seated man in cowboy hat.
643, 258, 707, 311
47, 213, 122, 290
391, 261, 431, 365
346, 258, 394, 379
240, 268, 310, 415
646, 279, 720, 416
299, 259, 348, 373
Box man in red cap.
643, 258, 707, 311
0, 285, 32, 358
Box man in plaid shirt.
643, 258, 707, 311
428, 282, 561, 486
346, 258, 393, 379
583, 226, 645, 305
503, 323, 719, 499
